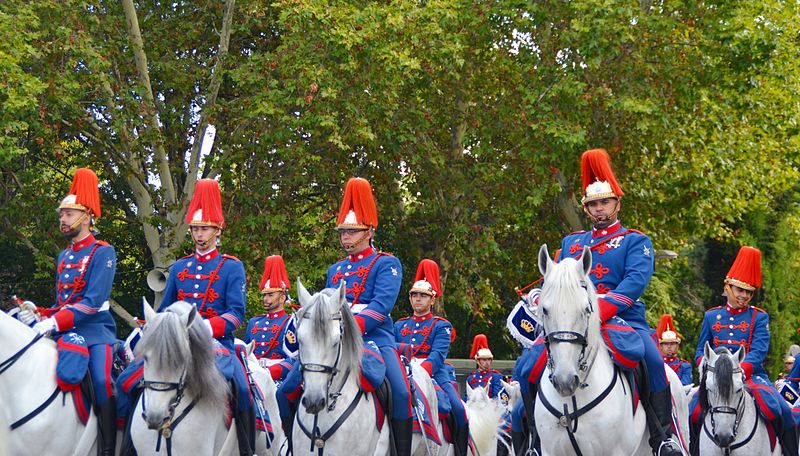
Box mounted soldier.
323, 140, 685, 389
19, 168, 118, 455
656, 314, 692, 386
278, 177, 414, 455
243, 255, 294, 383
691, 245, 798, 456
394, 259, 469, 456
465, 334, 504, 399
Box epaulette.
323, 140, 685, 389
179, 253, 193, 260
628, 229, 646, 235
433, 316, 452, 325
707, 305, 723, 311
491, 369, 502, 375
751, 306, 767, 313
396, 316, 410, 322
95, 240, 110, 247
222, 254, 241, 262
568, 230, 587, 235
377, 251, 395, 257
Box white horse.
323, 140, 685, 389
292, 281, 391, 455
533, 244, 688, 456
465, 385, 507, 456
0, 310, 98, 455
697, 343, 780, 455
235, 339, 285, 456
130, 300, 239, 455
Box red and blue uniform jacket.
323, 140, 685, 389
160, 248, 246, 352
557, 221, 654, 330
394, 312, 453, 383
244, 309, 292, 360
695, 304, 770, 381
664, 356, 693, 386
326, 247, 402, 346
43, 234, 116, 347
787, 354, 800, 391
465, 369, 504, 399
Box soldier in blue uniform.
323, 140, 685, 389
243, 255, 294, 382
656, 314, 692, 386
465, 334, 504, 399
19, 168, 118, 455
535, 149, 680, 455
394, 259, 468, 456
278, 177, 413, 455
691, 246, 798, 456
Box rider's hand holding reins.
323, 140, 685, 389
32, 318, 57, 335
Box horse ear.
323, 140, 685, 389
338, 281, 347, 304
538, 244, 552, 277
184, 304, 197, 329
704, 341, 715, 364
142, 297, 157, 322
580, 246, 592, 276
296, 278, 313, 307
735, 346, 745, 363
246, 341, 255, 358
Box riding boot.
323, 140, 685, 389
496, 435, 510, 456
97, 397, 117, 456
391, 418, 413, 456
511, 430, 528, 456
779, 421, 799, 456
453, 424, 469, 456
281, 415, 294, 455
234, 406, 255, 456
688, 418, 700, 456
647, 389, 682, 456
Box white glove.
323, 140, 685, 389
20, 300, 37, 313
32, 318, 57, 335
17, 309, 39, 325
258, 357, 269, 369
203, 319, 214, 337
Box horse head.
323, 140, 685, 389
295, 279, 363, 414
536, 243, 598, 397
138, 299, 226, 430
700, 342, 746, 448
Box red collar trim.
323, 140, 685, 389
412, 312, 433, 322
195, 249, 220, 263
72, 234, 96, 251
592, 221, 622, 238
348, 247, 375, 262
663, 356, 678, 363
725, 303, 749, 315
265, 309, 287, 319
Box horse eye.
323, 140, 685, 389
542, 307, 549, 316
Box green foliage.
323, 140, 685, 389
1, 0, 800, 367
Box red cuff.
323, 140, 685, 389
741, 361, 753, 380
268, 364, 282, 381
208, 317, 226, 338
421, 361, 433, 376
597, 297, 617, 323
354, 315, 366, 334
53, 309, 74, 331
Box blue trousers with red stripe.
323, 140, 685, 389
439, 380, 467, 428
89, 344, 114, 406
636, 327, 669, 393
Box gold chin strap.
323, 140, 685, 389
68, 211, 90, 230
582, 199, 620, 225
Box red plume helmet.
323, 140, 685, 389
580, 149, 624, 204
185, 179, 225, 228
58, 168, 102, 218
656, 314, 682, 343
336, 178, 378, 230
470, 334, 492, 359
410, 259, 442, 297
725, 246, 762, 291
259, 255, 290, 292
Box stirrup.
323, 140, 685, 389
655, 438, 682, 456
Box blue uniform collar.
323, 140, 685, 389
71, 234, 96, 251
591, 220, 622, 238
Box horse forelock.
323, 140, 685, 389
713, 350, 736, 400
541, 258, 598, 325
139, 311, 191, 372
298, 288, 362, 377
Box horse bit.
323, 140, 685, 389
702, 364, 756, 454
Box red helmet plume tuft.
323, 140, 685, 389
259, 255, 290, 292
58, 168, 102, 218
336, 178, 378, 230
725, 246, 762, 290
185, 179, 225, 228
580, 149, 624, 204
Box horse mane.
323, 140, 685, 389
542, 256, 602, 344
699, 347, 736, 413
138, 301, 228, 410
296, 287, 363, 377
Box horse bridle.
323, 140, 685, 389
701, 364, 755, 453
298, 310, 349, 411
297, 309, 364, 455
140, 367, 194, 446
543, 288, 597, 388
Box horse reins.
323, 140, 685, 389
141, 368, 192, 456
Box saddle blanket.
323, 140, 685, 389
410, 378, 442, 445
54, 333, 92, 424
